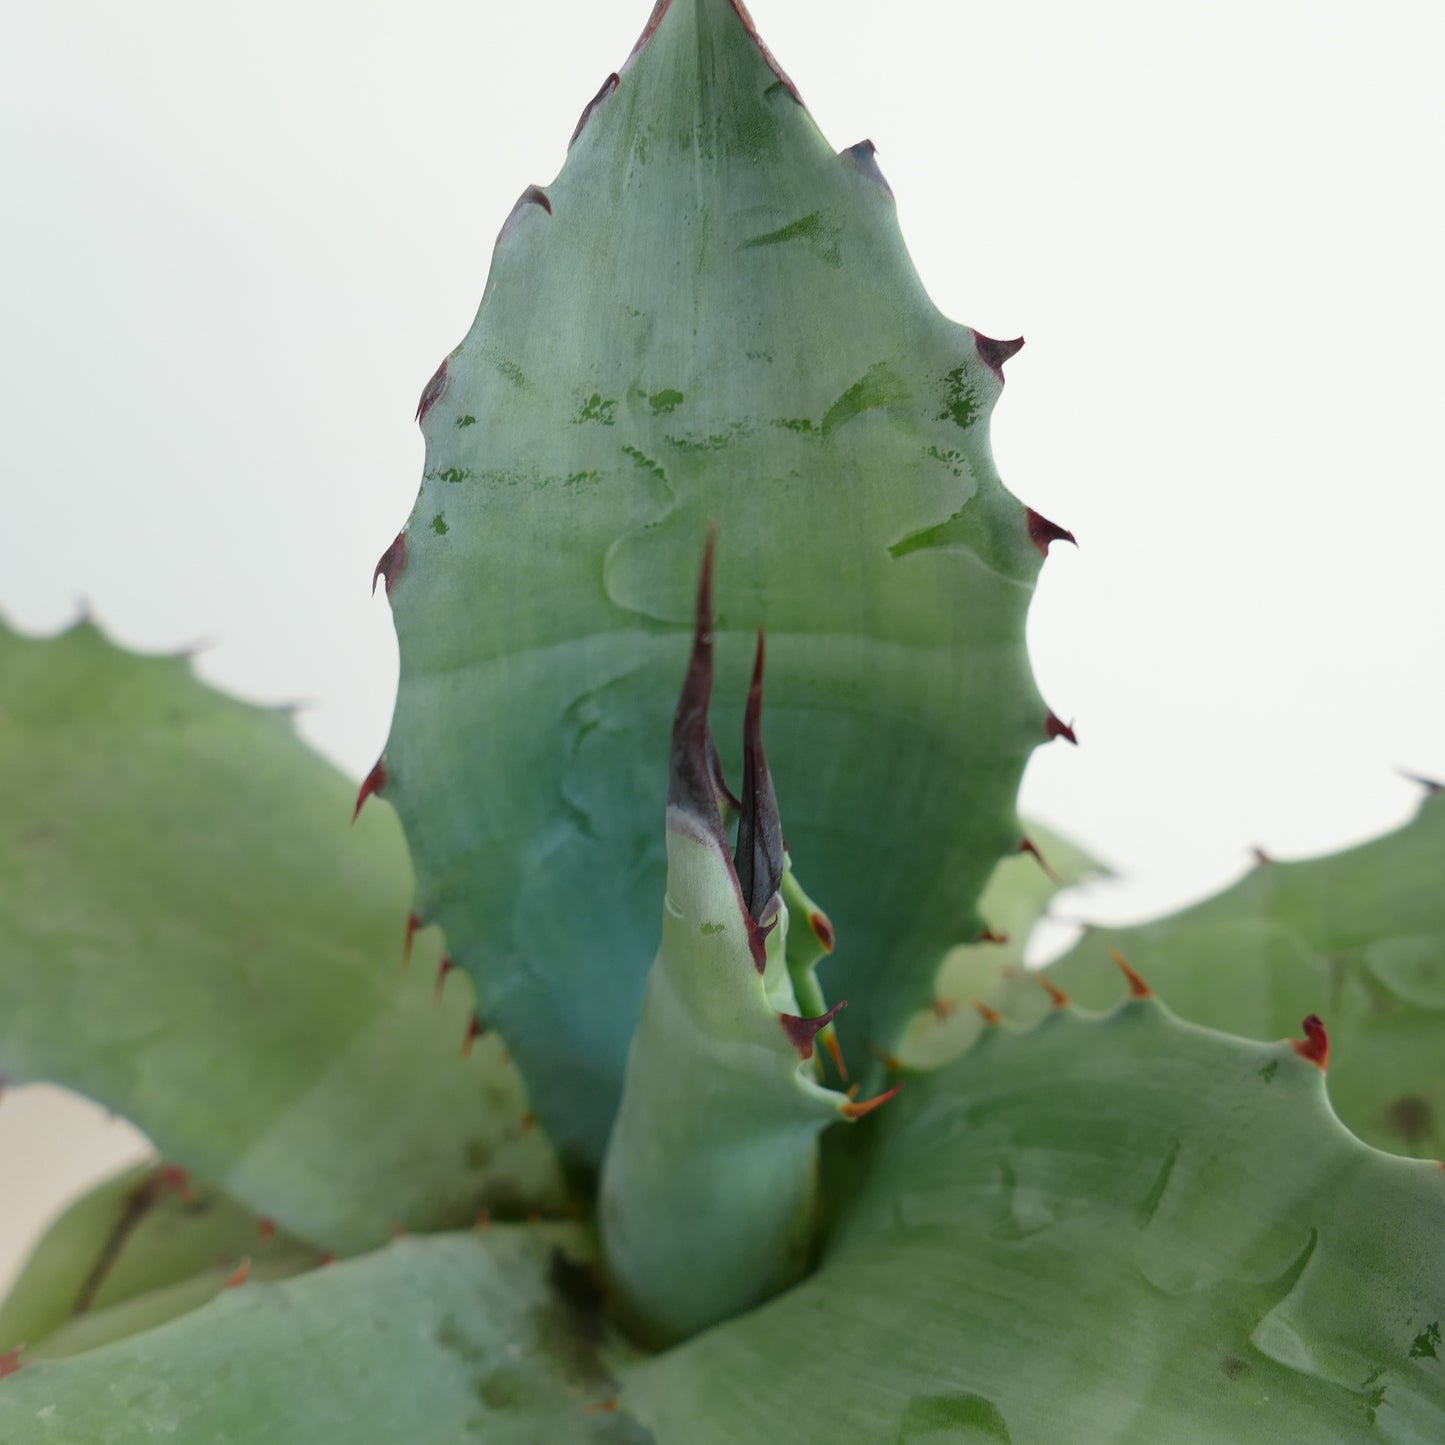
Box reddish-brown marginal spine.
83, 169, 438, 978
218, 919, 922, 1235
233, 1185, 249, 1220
1025, 508, 1077, 557
842, 1083, 903, 1120
415, 360, 449, 424
372, 531, 408, 596
1039, 976, 1072, 1009
1109, 947, 1153, 999
352, 759, 387, 824
1291, 1014, 1330, 1069
1045, 710, 1078, 744
974, 332, 1025, 378
778, 1000, 848, 1061
1019, 836, 1062, 884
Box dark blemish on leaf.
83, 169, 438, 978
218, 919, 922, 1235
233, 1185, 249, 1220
1220, 1356, 1250, 1380
925, 444, 966, 476
1386, 1094, 1435, 1149
494, 358, 527, 388
1409, 1321, 1441, 1359
936, 366, 979, 430
699, 921, 726, 936
1360, 1366, 1387, 1426
564, 471, 601, 487
775, 417, 815, 434
1257, 1058, 1280, 1083
648, 389, 684, 414
455, 414, 477, 427
431, 513, 448, 536
438, 467, 471, 484
622, 445, 667, 482
574, 394, 617, 425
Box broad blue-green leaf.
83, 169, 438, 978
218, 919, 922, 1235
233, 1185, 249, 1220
624, 1001, 1445, 1443
0, 1163, 319, 1360
600, 564, 857, 1343
0, 1228, 652, 1444
1005, 791, 1445, 1157
0, 619, 563, 1253
383, 0, 1061, 1171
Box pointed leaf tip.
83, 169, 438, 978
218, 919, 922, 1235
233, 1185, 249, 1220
668, 532, 721, 825
727, 0, 804, 105
1291, 1014, 1330, 1069
1025, 507, 1076, 557
779, 1000, 848, 1060
372, 531, 408, 596
1399, 768, 1444, 796
974, 332, 1025, 376
352, 759, 388, 823
1110, 947, 1153, 999
734, 630, 784, 933
1045, 710, 1078, 744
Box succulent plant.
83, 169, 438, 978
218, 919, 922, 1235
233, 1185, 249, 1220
2, 2, 1442, 1440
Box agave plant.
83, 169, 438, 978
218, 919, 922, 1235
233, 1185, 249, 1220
2, 1, 1443, 1440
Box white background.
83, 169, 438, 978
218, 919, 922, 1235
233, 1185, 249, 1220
2, 0, 1442, 1292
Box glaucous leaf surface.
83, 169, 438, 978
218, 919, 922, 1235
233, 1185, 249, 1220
0, 1228, 652, 1444
0, 620, 563, 1253
383, 0, 1063, 1170
626, 1001, 1445, 1443
1004, 792, 1445, 1157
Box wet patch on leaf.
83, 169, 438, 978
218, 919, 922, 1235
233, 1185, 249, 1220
741, 209, 842, 268
821, 362, 910, 437
895, 1391, 1012, 1443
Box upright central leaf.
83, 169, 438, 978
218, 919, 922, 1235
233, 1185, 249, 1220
382, 0, 1056, 1169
